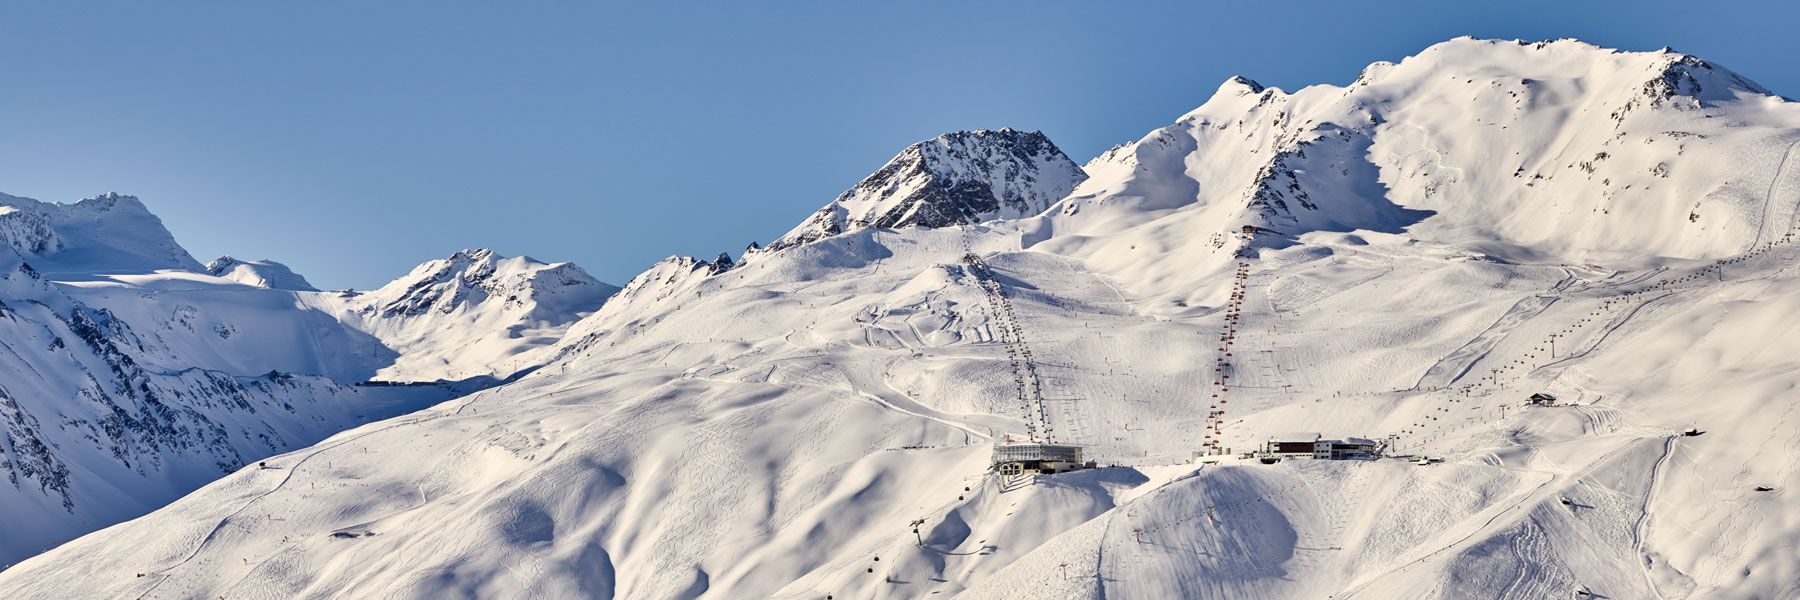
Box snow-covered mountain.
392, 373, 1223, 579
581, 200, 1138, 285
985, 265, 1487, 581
312, 248, 619, 383
0, 192, 203, 274
0, 197, 613, 565
6, 37, 1800, 599
205, 256, 318, 291
769, 128, 1087, 250
1046, 38, 1790, 261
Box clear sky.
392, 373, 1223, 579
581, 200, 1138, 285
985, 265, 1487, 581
3, 1, 1796, 289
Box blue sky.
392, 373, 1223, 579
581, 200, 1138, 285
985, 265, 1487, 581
3, 1, 1796, 288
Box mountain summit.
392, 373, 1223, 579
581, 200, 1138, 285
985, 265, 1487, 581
205, 256, 318, 291
0, 192, 202, 273
1042, 36, 1792, 301
320, 248, 619, 382
770, 128, 1087, 249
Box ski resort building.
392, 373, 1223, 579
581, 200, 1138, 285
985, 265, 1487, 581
1528, 392, 1558, 407
1261, 433, 1379, 460
991, 442, 1090, 476
1316, 437, 1378, 459
1265, 433, 1322, 456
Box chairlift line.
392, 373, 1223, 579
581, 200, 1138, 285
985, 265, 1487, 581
1205, 226, 1258, 452
962, 230, 1055, 443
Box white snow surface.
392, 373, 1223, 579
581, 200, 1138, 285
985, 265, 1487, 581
4, 37, 1800, 600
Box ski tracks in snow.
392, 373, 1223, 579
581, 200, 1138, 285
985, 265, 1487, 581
1752, 135, 1800, 248
1633, 435, 1677, 600
1337, 436, 1660, 600
1413, 295, 1558, 390
132, 394, 484, 599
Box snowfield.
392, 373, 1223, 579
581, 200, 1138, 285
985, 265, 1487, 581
3, 37, 1800, 599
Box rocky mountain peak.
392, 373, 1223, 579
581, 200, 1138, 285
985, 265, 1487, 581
768, 128, 1087, 250
367, 249, 612, 320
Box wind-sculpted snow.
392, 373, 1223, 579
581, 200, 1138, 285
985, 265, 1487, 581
6, 37, 1800, 599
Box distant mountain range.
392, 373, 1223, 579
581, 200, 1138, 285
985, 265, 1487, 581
0, 192, 615, 564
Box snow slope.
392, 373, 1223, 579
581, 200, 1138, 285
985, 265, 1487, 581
6, 37, 1800, 600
